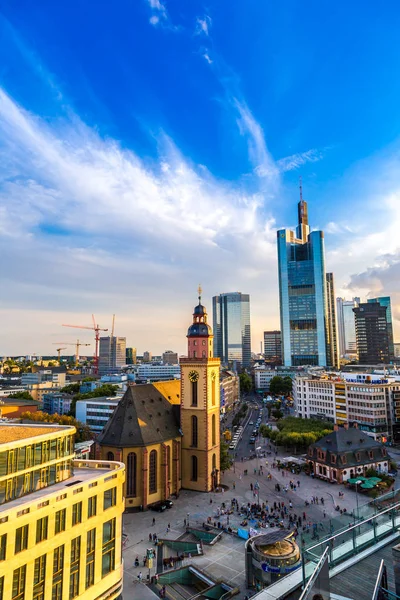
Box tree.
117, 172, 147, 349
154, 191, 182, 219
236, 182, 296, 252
61, 383, 81, 395
220, 442, 232, 472
8, 391, 35, 401
223, 430, 232, 442
269, 376, 293, 396
19, 411, 93, 443
272, 409, 283, 420
239, 372, 253, 393
258, 424, 271, 440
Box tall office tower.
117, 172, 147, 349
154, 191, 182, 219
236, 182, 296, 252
98, 336, 126, 375
353, 302, 390, 364
0, 423, 124, 600
143, 351, 152, 363
126, 347, 137, 365
212, 292, 251, 368
336, 297, 360, 357
368, 297, 395, 362
162, 350, 179, 365
325, 273, 340, 368
277, 188, 334, 367
263, 330, 282, 364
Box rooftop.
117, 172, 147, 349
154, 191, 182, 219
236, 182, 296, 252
0, 423, 73, 444
312, 427, 382, 453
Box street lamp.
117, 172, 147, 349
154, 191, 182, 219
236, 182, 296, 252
256, 446, 261, 472
355, 480, 362, 521
187, 513, 190, 527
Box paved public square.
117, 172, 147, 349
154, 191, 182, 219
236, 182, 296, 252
122, 440, 371, 599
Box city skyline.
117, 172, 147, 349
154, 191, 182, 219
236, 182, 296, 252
2, 2, 400, 355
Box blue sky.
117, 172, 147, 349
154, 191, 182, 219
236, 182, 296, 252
1, 0, 400, 355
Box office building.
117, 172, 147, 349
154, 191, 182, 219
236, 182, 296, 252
336, 297, 359, 357
135, 364, 180, 382
212, 292, 251, 368
353, 303, 390, 364
162, 350, 179, 365
394, 343, 400, 359
98, 293, 221, 506
368, 297, 395, 361
76, 398, 120, 433
125, 347, 137, 365
277, 192, 337, 368
0, 422, 124, 600
253, 366, 276, 392
220, 370, 240, 412
142, 351, 152, 363
263, 330, 282, 364
42, 392, 73, 415
98, 337, 126, 375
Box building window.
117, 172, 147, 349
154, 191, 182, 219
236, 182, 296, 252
12, 565, 26, 600
72, 502, 82, 526
191, 416, 198, 447
33, 554, 46, 600
126, 453, 137, 497
107, 452, 114, 461
70, 537, 81, 599
55, 509, 66, 534
36, 517, 48, 543
191, 456, 198, 481
191, 381, 198, 406
166, 446, 171, 483
211, 374, 216, 406
102, 519, 116, 578
15, 526, 28, 553
149, 450, 157, 494
212, 414, 216, 446
0, 534, 5, 560
86, 529, 96, 589
52, 545, 64, 600
212, 453, 216, 470
0, 577, 3, 600
103, 487, 117, 510
88, 496, 97, 518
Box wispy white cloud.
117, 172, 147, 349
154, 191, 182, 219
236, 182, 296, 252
145, 0, 177, 29
196, 15, 212, 36
277, 148, 324, 172
202, 50, 213, 64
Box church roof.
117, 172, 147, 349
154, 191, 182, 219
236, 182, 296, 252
97, 381, 181, 448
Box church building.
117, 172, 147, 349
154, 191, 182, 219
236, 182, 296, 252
97, 293, 221, 509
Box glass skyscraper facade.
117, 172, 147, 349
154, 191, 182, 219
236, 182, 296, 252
277, 198, 338, 368
336, 297, 360, 356
367, 297, 395, 362
212, 292, 251, 368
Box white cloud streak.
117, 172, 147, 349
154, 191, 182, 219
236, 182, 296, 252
277, 148, 324, 172
196, 15, 212, 36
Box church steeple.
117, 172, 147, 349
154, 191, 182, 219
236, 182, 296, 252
187, 286, 213, 359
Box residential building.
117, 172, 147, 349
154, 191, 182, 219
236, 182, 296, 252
277, 191, 337, 368
76, 398, 120, 434
0, 398, 40, 418
135, 364, 180, 383
220, 370, 239, 412
325, 273, 340, 368
368, 297, 395, 362
336, 297, 359, 357
0, 422, 124, 600
253, 366, 276, 392
25, 381, 58, 403
353, 302, 390, 364
308, 423, 389, 483
98, 337, 126, 375
143, 351, 152, 363
42, 392, 73, 415
21, 370, 67, 388
263, 330, 282, 365
162, 350, 179, 365
97, 293, 221, 507
0, 386, 26, 397
212, 292, 251, 368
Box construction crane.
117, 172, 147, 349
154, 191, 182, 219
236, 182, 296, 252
53, 347, 67, 361
54, 340, 91, 365
62, 315, 108, 374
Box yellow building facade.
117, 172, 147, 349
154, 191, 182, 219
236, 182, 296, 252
98, 294, 221, 508
0, 423, 125, 600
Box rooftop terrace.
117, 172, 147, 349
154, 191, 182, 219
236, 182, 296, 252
0, 423, 72, 444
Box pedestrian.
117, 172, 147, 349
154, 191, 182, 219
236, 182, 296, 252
149, 533, 152, 541
297, 480, 300, 487
152, 517, 156, 526
233, 482, 236, 489
184, 518, 186, 526
143, 556, 147, 566
323, 511, 326, 518
138, 571, 143, 581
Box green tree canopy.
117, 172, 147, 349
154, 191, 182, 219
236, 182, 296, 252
8, 391, 35, 401
239, 373, 253, 393
19, 411, 94, 443
258, 424, 271, 439
220, 442, 232, 472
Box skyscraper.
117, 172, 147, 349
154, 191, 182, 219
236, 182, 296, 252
367, 297, 395, 362
325, 273, 340, 368
277, 188, 337, 367
263, 330, 282, 365
212, 292, 251, 368
98, 336, 126, 375
336, 297, 360, 357
353, 302, 390, 364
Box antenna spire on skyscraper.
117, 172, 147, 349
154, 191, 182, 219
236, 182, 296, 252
299, 175, 303, 202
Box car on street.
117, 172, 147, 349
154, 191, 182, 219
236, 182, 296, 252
229, 444, 235, 449
150, 501, 167, 512
249, 421, 254, 425
249, 437, 256, 444
164, 500, 173, 508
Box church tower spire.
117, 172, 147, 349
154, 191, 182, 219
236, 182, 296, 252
180, 290, 221, 492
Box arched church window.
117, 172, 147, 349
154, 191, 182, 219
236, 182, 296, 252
149, 450, 157, 494
212, 453, 216, 470
202, 340, 206, 345
167, 445, 171, 481
191, 416, 198, 447
211, 372, 216, 406
202, 351, 206, 358
212, 414, 216, 446
107, 452, 114, 461
127, 452, 137, 497
191, 456, 198, 481
189, 371, 199, 406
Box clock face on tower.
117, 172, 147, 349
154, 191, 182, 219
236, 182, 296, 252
188, 370, 199, 383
